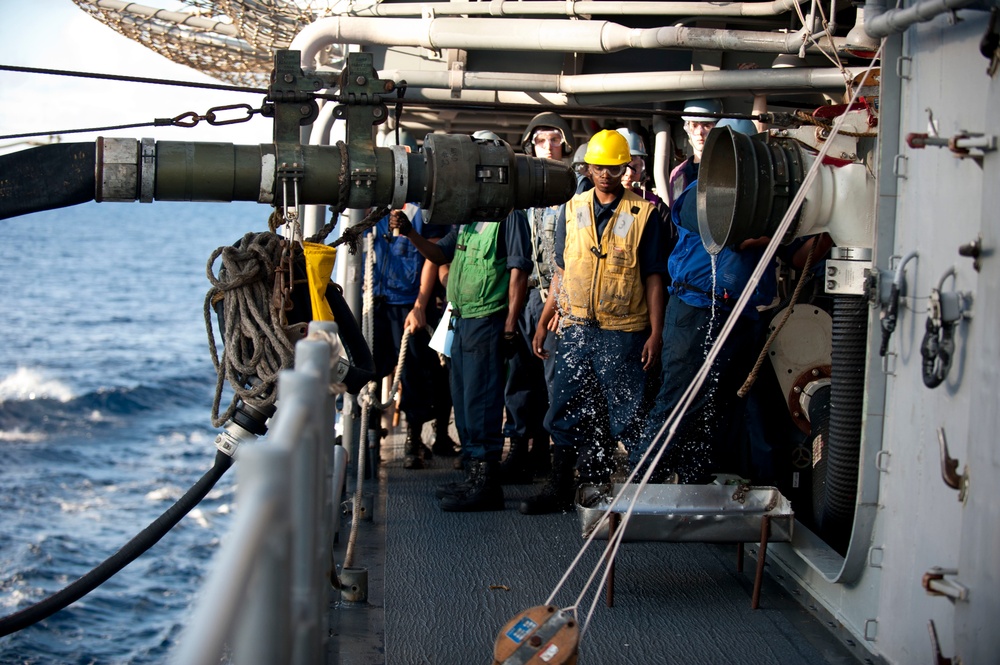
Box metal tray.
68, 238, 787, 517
577, 483, 794, 543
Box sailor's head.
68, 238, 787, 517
616, 127, 647, 188
521, 112, 573, 160
583, 129, 631, 194
682, 98, 723, 161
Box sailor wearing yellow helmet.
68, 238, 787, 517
521, 129, 668, 515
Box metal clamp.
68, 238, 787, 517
922, 567, 969, 602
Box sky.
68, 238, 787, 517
0, 0, 272, 153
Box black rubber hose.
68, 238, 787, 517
0, 143, 96, 220
807, 384, 832, 526
818, 294, 868, 552
324, 283, 376, 394
0, 450, 233, 637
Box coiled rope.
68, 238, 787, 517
204, 231, 297, 428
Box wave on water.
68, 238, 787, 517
0, 367, 74, 403
0, 367, 219, 442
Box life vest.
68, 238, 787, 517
562, 189, 653, 331
447, 222, 509, 319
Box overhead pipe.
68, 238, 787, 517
651, 106, 671, 201
378, 66, 852, 98
864, 0, 982, 38
330, 0, 809, 19
291, 17, 847, 66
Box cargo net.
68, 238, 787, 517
70, 0, 349, 87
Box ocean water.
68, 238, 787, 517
0, 201, 268, 663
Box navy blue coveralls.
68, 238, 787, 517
547, 192, 668, 480
437, 213, 532, 463
642, 176, 775, 482
369, 207, 450, 429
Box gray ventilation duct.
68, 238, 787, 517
696, 126, 874, 255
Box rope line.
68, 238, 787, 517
0, 63, 265, 93
737, 239, 818, 398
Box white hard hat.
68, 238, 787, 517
682, 98, 723, 122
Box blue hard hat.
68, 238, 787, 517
682, 98, 723, 122
716, 118, 758, 135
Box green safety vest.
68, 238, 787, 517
447, 222, 509, 319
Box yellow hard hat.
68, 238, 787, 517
583, 129, 630, 166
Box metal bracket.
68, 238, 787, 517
937, 428, 969, 502
928, 620, 954, 665
893, 153, 908, 179
874, 450, 891, 473
864, 618, 878, 641
922, 567, 969, 602
896, 56, 912, 80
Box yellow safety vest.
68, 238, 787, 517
562, 189, 653, 331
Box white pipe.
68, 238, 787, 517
304, 100, 339, 239
290, 16, 846, 66
333, 0, 808, 18
380, 66, 851, 98
864, 0, 981, 38
651, 106, 671, 200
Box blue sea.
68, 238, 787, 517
0, 201, 267, 663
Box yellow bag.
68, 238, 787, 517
302, 242, 338, 321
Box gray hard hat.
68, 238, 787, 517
521, 112, 573, 156
472, 130, 501, 141
716, 118, 758, 135
615, 128, 647, 157
682, 98, 723, 122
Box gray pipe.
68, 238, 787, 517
864, 0, 982, 38
332, 0, 808, 18
292, 16, 846, 65
651, 107, 671, 201
379, 67, 851, 108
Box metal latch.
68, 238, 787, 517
922, 567, 969, 602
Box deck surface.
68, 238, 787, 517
329, 429, 867, 665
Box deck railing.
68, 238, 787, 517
171, 322, 347, 665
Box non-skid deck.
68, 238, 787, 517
329, 432, 869, 665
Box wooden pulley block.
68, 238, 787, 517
492, 604, 580, 665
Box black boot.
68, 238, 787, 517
431, 413, 460, 457
435, 458, 472, 499
440, 460, 504, 512
528, 433, 552, 478
496, 436, 533, 485
519, 448, 577, 515
403, 425, 425, 470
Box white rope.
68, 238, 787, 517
344, 231, 379, 570
546, 46, 885, 636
